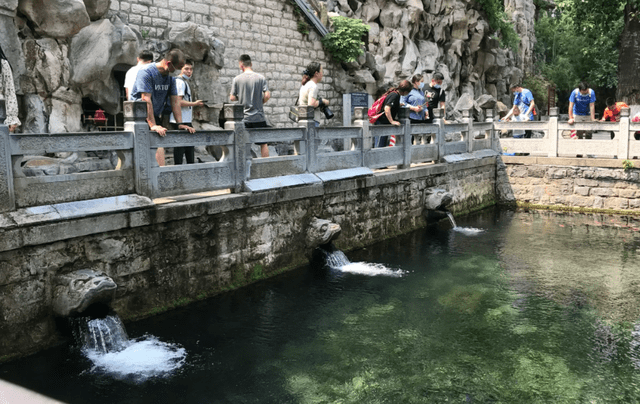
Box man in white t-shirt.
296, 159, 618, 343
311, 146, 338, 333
169, 59, 205, 164
124, 50, 153, 101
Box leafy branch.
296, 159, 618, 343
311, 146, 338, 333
321, 16, 369, 63
477, 0, 520, 52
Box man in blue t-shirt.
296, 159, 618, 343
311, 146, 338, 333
507, 84, 535, 121
131, 48, 195, 166
568, 81, 596, 140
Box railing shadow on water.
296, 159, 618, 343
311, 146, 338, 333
0, 100, 637, 213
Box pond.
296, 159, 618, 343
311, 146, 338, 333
2, 207, 640, 403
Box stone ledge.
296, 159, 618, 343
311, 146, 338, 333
0, 159, 491, 252
502, 156, 627, 168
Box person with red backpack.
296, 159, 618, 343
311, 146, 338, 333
370, 80, 412, 147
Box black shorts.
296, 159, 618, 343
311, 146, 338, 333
244, 121, 270, 145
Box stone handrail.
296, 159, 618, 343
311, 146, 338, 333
495, 107, 639, 158
5, 101, 635, 213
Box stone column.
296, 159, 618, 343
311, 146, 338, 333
548, 107, 558, 158
485, 109, 495, 152
0, 100, 15, 212
353, 106, 370, 168
125, 101, 155, 198
462, 109, 473, 153
224, 103, 249, 192
433, 108, 446, 162
399, 106, 411, 169
298, 106, 317, 173
619, 107, 630, 160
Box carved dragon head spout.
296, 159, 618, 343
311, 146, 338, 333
306, 217, 342, 252
423, 188, 454, 222
52, 269, 117, 317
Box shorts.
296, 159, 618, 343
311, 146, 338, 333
244, 121, 270, 145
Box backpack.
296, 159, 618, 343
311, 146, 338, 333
368, 91, 396, 124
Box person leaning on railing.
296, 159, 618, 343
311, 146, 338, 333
373, 80, 412, 148
402, 74, 428, 124
130, 48, 196, 167
503, 83, 535, 138
568, 81, 596, 141
600, 97, 628, 140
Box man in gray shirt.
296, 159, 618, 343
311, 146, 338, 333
230, 54, 271, 157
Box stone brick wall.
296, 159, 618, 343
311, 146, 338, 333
108, 0, 343, 127
0, 157, 496, 360
497, 159, 640, 211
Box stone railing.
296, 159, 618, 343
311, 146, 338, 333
0, 100, 502, 213
495, 107, 640, 158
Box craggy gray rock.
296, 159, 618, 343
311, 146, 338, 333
83, 0, 111, 20
164, 22, 211, 62
52, 269, 117, 317
18, 0, 90, 39
69, 16, 138, 114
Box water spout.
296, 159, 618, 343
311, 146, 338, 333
423, 188, 454, 225
312, 242, 405, 277
52, 269, 117, 317
306, 217, 342, 262
446, 212, 457, 228
70, 313, 187, 382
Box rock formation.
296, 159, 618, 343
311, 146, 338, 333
327, 0, 536, 120
1, 0, 535, 135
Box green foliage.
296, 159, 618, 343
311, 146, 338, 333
289, 0, 310, 36
477, 0, 520, 51
297, 20, 310, 36
522, 75, 556, 112
623, 159, 635, 170
251, 264, 265, 281
321, 16, 369, 63
533, 0, 625, 99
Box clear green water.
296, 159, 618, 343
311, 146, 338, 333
3, 207, 640, 403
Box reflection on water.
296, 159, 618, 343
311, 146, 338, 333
2, 207, 640, 403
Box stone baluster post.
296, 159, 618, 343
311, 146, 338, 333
224, 103, 249, 192
462, 109, 473, 153
124, 101, 155, 198
433, 108, 446, 162
0, 100, 15, 212
399, 106, 411, 169
485, 109, 495, 152
548, 107, 558, 158
298, 106, 317, 173
353, 106, 370, 168
619, 107, 630, 161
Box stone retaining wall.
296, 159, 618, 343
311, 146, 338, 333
0, 157, 496, 360
497, 157, 640, 211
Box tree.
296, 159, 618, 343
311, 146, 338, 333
533, 0, 625, 111
617, 4, 640, 104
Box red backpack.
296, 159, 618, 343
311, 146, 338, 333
368, 91, 396, 124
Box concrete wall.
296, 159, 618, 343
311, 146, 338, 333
497, 157, 640, 211
0, 157, 496, 360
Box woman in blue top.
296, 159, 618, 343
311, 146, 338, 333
404, 74, 428, 123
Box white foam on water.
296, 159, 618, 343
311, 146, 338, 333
84, 335, 187, 382
453, 226, 485, 236
337, 262, 406, 277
